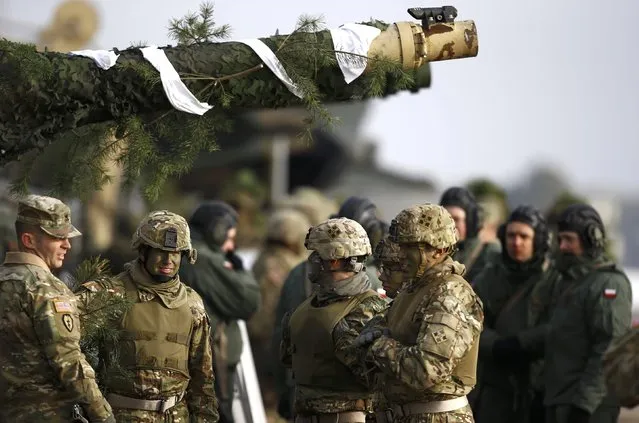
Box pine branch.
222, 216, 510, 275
0, 2, 480, 201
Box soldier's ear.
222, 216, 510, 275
20, 232, 37, 250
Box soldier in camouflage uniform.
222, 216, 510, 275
602, 325, 639, 409
439, 187, 501, 282
373, 236, 405, 299
544, 204, 632, 423
357, 204, 484, 423
76, 210, 218, 423
0, 195, 115, 423
248, 208, 312, 420
273, 196, 385, 419
280, 217, 388, 423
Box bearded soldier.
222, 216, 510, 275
0, 195, 115, 423
280, 217, 388, 423
544, 204, 632, 423
76, 210, 218, 423
358, 204, 484, 423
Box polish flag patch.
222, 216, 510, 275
603, 288, 617, 299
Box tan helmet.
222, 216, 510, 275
389, 204, 458, 248
131, 210, 197, 264
266, 208, 311, 252
304, 217, 371, 260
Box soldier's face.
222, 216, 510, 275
222, 227, 236, 253
505, 222, 535, 262
22, 230, 71, 270
445, 206, 467, 240
558, 231, 584, 256
379, 261, 404, 297
144, 248, 182, 278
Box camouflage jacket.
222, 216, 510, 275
0, 252, 113, 423
603, 325, 639, 408
272, 259, 384, 409
280, 273, 388, 414
76, 260, 218, 423
248, 244, 306, 346
365, 257, 484, 404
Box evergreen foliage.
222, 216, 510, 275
71, 256, 134, 390
1, 3, 415, 201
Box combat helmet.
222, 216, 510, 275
389, 204, 458, 249
132, 210, 197, 264
373, 237, 402, 265
305, 217, 371, 261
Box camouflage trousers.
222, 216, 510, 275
113, 400, 190, 423
388, 405, 474, 423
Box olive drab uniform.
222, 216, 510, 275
281, 217, 388, 423
362, 204, 484, 423
0, 195, 114, 423
471, 206, 561, 423
544, 204, 632, 423
76, 211, 218, 423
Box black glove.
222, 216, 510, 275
277, 395, 293, 420
355, 327, 391, 347
567, 406, 590, 423
225, 251, 244, 271
492, 336, 524, 363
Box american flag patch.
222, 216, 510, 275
53, 300, 73, 313
603, 288, 617, 299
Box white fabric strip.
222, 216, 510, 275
70, 49, 120, 70
139, 45, 213, 116
329, 23, 381, 84
237, 39, 304, 99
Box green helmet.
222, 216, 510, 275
304, 217, 371, 260
374, 237, 402, 265
389, 204, 458, 248
131, 210, 197, 264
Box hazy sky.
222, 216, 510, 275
3, 0, 638, 194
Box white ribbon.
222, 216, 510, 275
70, 49, 120, 70
329, 23, 381, 84
237, 39, 304, 99
139, 45, 213, 116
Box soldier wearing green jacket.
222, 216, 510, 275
440, 187, 501, 283
472, 205, 561, 423
280, 217, 388, 422
179, 201, 260, 423
544, 204, 632, 423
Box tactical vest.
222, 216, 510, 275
106, 274, 194, 394
290, 290, 377, 398
384, 273, 479, 401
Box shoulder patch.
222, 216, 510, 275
53, 299, 74, 313
603, 288, 617, 299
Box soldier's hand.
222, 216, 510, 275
225, 251, 245, 271
355, 327, 390, 347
